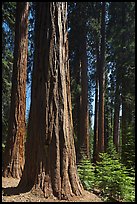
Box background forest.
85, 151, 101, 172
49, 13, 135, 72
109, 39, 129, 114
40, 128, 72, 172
2, 2, 135, 202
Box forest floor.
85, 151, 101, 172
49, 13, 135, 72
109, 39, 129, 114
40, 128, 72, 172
2, 177, 103, 202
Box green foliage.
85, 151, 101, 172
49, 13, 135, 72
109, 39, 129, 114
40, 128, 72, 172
95, 152, 135, 202
2, 2, 16, 145
77, 149, 135, 202
77, 156, 95, 191
107, 2, 135, 171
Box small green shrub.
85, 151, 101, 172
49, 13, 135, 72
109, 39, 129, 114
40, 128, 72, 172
95, 152, 135, 202
77, 156, 95, 191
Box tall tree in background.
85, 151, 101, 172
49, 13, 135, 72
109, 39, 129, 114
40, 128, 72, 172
91, 2, 100, 163
68, 2, 90, 161
113, 67, 121, 152
120, 3, 135, 168
68, 3, 81, 160
18, 2, 83, 199
107, 2, 135, 167
2, 2, 29, 178
79, 19, 90, 160
93, 40, 100, 162
98, 2, 106, 154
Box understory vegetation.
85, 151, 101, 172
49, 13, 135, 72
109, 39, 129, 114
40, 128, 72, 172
78, 149, 135, 202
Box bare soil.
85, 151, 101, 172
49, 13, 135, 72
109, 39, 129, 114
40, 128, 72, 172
2, 177, 103, 202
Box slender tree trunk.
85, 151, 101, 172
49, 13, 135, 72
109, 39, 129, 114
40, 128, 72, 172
18, 2, 83, 200
93, 41, 99, 163
121, 3, 128, 163
113, 73, 120, 152
98, 2, 106, 154
93, 79, 99, 162
72, 49, 81, 161
104, 69, 110, 152
79, 28, 90, 160
71, 10, 90, 162
121, 96, 127, 162
2, 2, 29, 178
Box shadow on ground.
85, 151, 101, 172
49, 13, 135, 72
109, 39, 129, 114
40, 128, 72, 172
2, 186, 30, 196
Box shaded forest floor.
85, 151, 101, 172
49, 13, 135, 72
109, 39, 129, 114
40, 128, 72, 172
2, 177, 103, 202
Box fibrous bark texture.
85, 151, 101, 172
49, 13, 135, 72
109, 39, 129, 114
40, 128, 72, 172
79, 29, 90, 160
98, 2, 106, 154
2, 2, 29, 178
18, 2, 83, 200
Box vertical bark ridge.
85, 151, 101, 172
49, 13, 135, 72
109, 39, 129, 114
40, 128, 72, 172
18, 2, 83, 199
98, 2, 106, 154
2, 2, 29, 178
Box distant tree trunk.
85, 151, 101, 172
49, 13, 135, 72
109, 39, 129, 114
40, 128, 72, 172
69, 4, 90, 162
121, 95, 127, 160
104, 69, 110, 152
72, 49, 81, 161
104, 104, 109, 151
79, 28, 90, 160
2, 2, 29, 178
121, 3, 129, 163
98, 2, 106, 154
93, 41, 99, 163
113, 72, 120, 152
93, 79, 99, 162
110, 98, 114, 137
18, 2, 83, 200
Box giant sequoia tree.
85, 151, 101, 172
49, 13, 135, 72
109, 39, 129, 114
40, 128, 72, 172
2, 2, 29, 178
18, 2, 83, 199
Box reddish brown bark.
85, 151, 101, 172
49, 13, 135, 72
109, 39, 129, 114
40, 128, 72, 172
79, 29, 90, 160
98, 2, 106, 154
93, 79, 99, 162
18, 2, 83, 200
2, 2, 29, 178
93, 40, 99, 163
113, 75, 120, 152
72, 50, 81, 161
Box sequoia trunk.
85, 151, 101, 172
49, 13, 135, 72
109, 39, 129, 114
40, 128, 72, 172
72, 49, 81, 161
98, 2, 106, 154
18, 2, 83, 200
113, 71, 120, 152
93, 41, 99, 163
2, 2, 29, 178
79, 28, 90, 160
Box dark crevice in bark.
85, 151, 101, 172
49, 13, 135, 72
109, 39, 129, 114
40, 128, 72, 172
17, 2, 83, 200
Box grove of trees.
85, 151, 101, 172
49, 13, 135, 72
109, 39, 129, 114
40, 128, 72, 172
2, 2, 135, 202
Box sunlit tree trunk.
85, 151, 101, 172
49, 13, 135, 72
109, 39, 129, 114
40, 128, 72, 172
2, 2, 29, 178
18, 2, 83, 200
